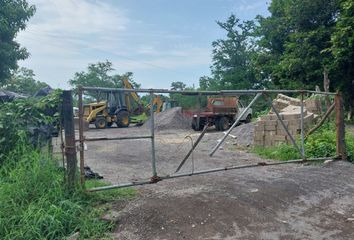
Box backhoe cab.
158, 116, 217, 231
83, 91, 131, 129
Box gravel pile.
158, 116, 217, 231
228, 122, 255, 146
143, 107, 191, 131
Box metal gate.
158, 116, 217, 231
76, 87, 346, 192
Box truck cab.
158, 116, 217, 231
192, 97, 252, 131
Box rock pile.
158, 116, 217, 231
143, 107, 191, 131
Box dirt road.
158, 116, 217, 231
82, 125, 354, 240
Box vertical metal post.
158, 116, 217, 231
78, 86, 85, 185
62, 90, 77, 191
209, 93, 262, 156
150, 91, 157, 177
335, 92, 347, 160
300, 92, 305, 158
197, 93, 201, 129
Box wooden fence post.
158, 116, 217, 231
335, 92, 347, 160
62, 90, 78, 191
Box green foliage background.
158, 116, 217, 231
253, 122, 354, 162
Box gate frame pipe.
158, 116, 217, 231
149, 91, 157, 177
87, 157, 335, 192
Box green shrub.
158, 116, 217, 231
0, 90, 62, 162
0, 144, 135, 239
253, 122, 354, 162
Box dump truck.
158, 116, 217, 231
191, 97, 252, 131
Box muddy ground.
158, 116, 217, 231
77, 124, 354, 240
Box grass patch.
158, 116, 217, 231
0, 144, 136, 240
252, 122, 354, 162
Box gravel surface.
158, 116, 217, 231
65, 125, 354, 240
143, 107, 191, 131
229, 122, 255, 147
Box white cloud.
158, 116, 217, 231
17, 0, 129, 56
27, 0, 128, 34
16, 0, 213, 88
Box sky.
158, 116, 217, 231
16, 0, 269, 89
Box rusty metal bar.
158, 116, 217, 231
78, 86, 85, 185
175, 124, 209, 173
87, 157, 335, 192
62, 90, 78, 191
335, 92, 347, 160
209, 93, 262, 157
83, 135, 152, 142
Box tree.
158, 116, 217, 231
330, 0, 354, 119
0, 0, 35, 85
199, 76, 220, 91
69, 61, 139, 89
4, 67, 48, 95
210, 15, 260, 90
170, 81, 186, 91
255, 0, 340, 90
169, 81, 199, 109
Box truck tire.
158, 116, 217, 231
95, 117, 107, 129
215, 118, 221, 131
116, 111, 130, 128
218, 117, 230, 131
245, 114, 252, 123
192, 118, 204, 131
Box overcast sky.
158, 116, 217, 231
16, 0, 269, 89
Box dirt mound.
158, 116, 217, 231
143, 107, 191, 131
229, 122, 255, 146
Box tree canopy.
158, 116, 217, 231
200, 0, 353, 117
68, 61, 140, 89
3, 67, 48, 95
0, 0, 35, 85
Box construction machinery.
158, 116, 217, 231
191, 97, 252, 131
83, 78, 166, 129
83, 91, 131, 129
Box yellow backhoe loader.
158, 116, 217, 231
83, 78, 164, 129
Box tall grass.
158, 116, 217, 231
253, 122, 354, 162
0, 143, 135, 239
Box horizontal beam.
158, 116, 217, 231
87, 157, 335, 192
82, 135, 152, 142
80, 86, 336, 96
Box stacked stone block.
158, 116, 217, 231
254, 94, 316, 147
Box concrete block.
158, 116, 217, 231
265, 120, 277, 126
265, 125, 276, 131
273, 135, 287, 141
254, 132, 264, 141
254, 140, 264, 146
277, 94, 301, 106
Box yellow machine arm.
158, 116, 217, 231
146, 95, 163, 113
122, 78, 141, 103
85, 102, 107, 122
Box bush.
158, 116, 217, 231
0, 90, 62, 162
0, 144, 135, 239
253, 122, 354, 162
